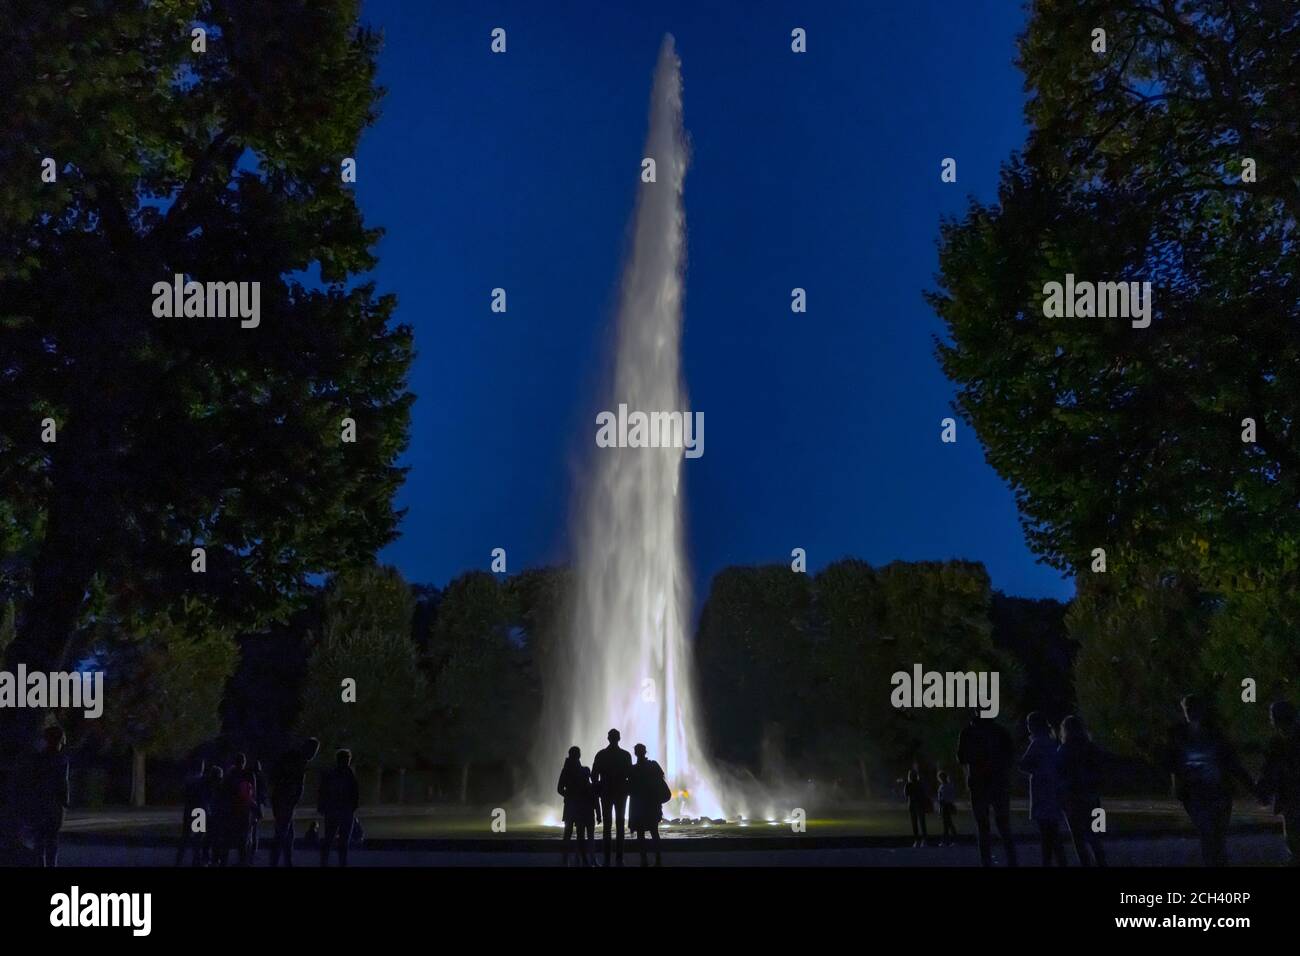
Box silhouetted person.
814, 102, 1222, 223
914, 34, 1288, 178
251, 758, 269, 859
1163, 694, 1253, 866
270, 737, 320, 867
317, 748, 360, 866
1257, 700, 1300, 865
199, 765, 223, 866
591, 728, 631, 866
217, 753, 258, 866
904, 769, 930, 847
936, 770, 958, 845
1019, 712, 1067, 866
1058, 715, 1107, 866
557, 746, 598, 866
30, 726, 69, 867
957, 709, 1018, 866
176, 758, 208, 867
627, 743, 666, 867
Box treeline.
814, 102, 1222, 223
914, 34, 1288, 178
16, 552, 1289, 807
695, 560, 1073, 796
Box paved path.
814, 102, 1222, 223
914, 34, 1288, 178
50, 830, 1293, 867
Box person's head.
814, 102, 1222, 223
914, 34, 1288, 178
937, 770, 949, 783
207, 765, 224, 782
1181, 694, 1207, 725
1026, 711, 1050, 737
567, 745, 581, 762
634, 743, 647, 760
232, 752, 247, 771
43, 726, 65, 753
607, 728, 621, 745
336, 748, 352, 769
1060, 714, 1088, 743
1270, 700, 1297, 732
304, 737, 321, 761
907, 769, 919, 782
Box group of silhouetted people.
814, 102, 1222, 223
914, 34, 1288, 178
1164, 694, 1300, 867
176, 739, 362, 867
557, 728, 672, 866
901, 694, 1300, 867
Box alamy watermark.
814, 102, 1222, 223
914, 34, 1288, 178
595, 403, 704, 459
890, 664, 1000, 718
1042, 274, 1152, 329
0, 666, 104, 718
152, 274, 261, 328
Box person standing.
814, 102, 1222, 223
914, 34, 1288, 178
557, 746, 598, 867
627, 744, 667, 867
957, 709, 1018, 867
270, 737, 320, 867
1256, 700, 1300, 865
1019, 712, 1067, 866
903, 769, 930, 847
1163, 694, 1253, 866
175, 758, 208, 867
30, 726, 70, 867
1057, 715, 1107, 866
936, 770, 959, 846
219, 753, 259, 867
590, 728, 631, 867
317, 748, 360, 866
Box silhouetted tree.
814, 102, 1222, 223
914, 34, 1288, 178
431, 572, 534, 803
83, 606, 239, 806
297, 566, 424, 802
0, 1, 413, 783
930, 0, 1299, 590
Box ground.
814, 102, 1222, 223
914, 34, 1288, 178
52, 799, 1295, 866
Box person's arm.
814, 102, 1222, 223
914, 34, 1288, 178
557, 768, 567, 798
61, 758, 70, 809
1018, 740, 1038, 776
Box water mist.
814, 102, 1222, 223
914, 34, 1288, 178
535, 35, 726, 822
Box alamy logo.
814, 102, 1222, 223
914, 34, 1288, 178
890, 664, 1000, 718
50, 886, 151, 936
151, 274, 261, 328
0, 666, 103, 718
595, 403, 704, 459
1042, 274, 1152, 329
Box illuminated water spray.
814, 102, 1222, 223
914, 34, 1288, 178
536, 35, 726, 821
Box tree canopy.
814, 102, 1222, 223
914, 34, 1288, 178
930, 0, 1299, 589
0, 1, 413, 704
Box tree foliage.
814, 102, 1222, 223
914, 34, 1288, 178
0, 0, 413, 696
296, 566, 425, 771
930, 0, 1299, 588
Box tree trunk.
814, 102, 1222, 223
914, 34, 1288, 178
459, 763, 471, 805
0, 479, 101, 859
130, 748, 147, 808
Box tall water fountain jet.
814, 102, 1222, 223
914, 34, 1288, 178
536, 35, 726, 821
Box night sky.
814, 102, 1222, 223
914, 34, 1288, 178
356, 0, 1074, 604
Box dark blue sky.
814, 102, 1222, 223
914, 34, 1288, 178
357, 0, 1074, 604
